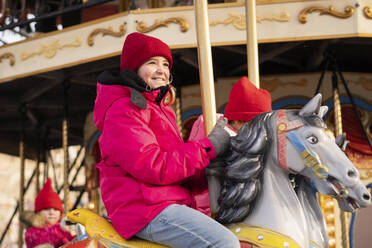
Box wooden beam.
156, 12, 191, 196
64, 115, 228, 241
70, 75, 98, 86
180, 52, 199, 69
21, 78, 64, 103
305, 40, 331, 71
271, 57, 304, 70
33, 71, 65, 80
67, 57, 119, 75
260, 42, 303, 64
218, 46, 246, 55
227, 42, 303, 75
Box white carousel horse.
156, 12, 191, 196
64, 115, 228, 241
216, 93, 371, 248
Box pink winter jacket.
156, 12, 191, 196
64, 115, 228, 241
93, 82, 216, 239
25, 223, 74, 248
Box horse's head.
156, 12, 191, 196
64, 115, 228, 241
280, 94, 371, 211
217, 94, 370, 224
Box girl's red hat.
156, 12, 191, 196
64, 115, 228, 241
224, 77, 272, 122
120, 32, 173, 71
34, 178, 64, 214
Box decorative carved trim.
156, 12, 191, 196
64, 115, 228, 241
87, 24, 127, 47
299, 5, 354, 24
21, 37, 82, 61
210, 13, 246, 30
136, 17, 189, 33
210, 12, 290, 30
257, 11, 290, 23
0, 52, 15, 66
363, 6, 372, 19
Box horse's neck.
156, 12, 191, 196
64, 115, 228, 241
242, 158, 310, 247
297, 180, 329, 248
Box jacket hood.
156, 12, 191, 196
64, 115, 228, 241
94, 70, 170, 131
94, 81, 128, 131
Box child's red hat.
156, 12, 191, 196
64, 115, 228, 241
224, 77, 272, 122
120, 32, 173, 71
34, 178, 64, 214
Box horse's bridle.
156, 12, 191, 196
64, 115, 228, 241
276, 110, 329, 180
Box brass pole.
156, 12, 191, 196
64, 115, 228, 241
18, 106, 26, 248
333, 83, 349, 248
44, 157, 48, 183
35, 128, 43, 194
62, 119, 70, 211
63, 81, 70, 213
333, 89, 343, 137
175, 97, 183, 138
195, 0, 217, 135
63, 119, 70, 212
195, 0, 218, 218
35, 158, 40, 194
245, 0, 260, 87
19, 140, 25, 247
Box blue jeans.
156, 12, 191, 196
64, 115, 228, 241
136, 204, 240, 248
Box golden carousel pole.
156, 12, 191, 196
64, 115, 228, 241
194, 0, 217, 217
63, 119, 70, 211
245, 0, 260, 87
63, 81, 70, 213
333, 78, 349, 248
195, 0, 217, 135
18, 105, 26, 248
175, 96, 183, 138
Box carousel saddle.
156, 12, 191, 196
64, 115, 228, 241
67, 208, 305, 248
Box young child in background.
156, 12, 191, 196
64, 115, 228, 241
24, 178, 74, 248
188, 76, 272, 216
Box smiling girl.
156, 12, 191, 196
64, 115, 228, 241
93, 32, 238, 248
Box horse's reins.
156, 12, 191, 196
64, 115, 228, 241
276, 110, 329, 180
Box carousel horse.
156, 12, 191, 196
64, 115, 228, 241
65, 94, 370, 248
215, 93, 371, 248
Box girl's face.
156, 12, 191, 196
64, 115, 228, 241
40, 208, 61, 225
137, 56, 170, 89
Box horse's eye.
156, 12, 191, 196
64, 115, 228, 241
306, 135, 318, 144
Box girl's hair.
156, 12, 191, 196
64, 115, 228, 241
164, 85, 176, 105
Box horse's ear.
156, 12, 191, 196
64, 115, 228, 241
318, 106, 328, 118
299, 93, 322, 116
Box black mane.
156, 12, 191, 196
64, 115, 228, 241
216, 111, 274, 224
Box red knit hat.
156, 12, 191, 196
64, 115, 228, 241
120, 32, 173, 71
224, 77, 272, 122
34, 178, 64, 214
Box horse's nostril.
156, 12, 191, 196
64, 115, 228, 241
347, 170, 356, 178
362, 193, 371, 201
